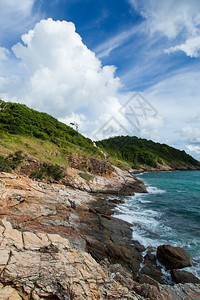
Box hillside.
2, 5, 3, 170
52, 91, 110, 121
96, 136, 200, 170
0, 100, 103, 164
0, 100, 199, 173
0, 100, 147, 195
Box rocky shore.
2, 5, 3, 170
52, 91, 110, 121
131, 163, 200, 174
0, 169, 200, 299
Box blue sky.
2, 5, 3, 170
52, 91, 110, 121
0, 0, 200, 160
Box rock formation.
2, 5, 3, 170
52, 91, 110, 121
0, 172, 199, 299
19, 156, 147, 195
157, 244, 192, 269
170, 269, 200, 284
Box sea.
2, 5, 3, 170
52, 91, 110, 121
113, 170, 200, 279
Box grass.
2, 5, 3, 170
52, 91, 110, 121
0, 132, 105, 168
78, 172, 93, 181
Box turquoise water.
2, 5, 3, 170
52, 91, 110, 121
114, 170, 200, 278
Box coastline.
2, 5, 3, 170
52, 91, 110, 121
131, 165, 200, 174
113, 170, 200, 280
0, 170, 199, 299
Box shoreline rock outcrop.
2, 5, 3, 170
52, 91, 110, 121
20, 157, 147, 195
1, 219, 200, 300
0, 220, 141, 299
170, 269, 200, 284
0, 172, 200, 299
157, 244, 192, 270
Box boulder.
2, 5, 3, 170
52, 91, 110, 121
170, 269, 200, 284
156, 244, 192, 269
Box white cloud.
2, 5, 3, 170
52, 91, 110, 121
181, 127, 200, 143
129, 0, 200, 38
0, 47, 9, 61
186, 145, 200, 161
1, 18, 131, 138
2, 17, 197, 154
129, 0, 200, 57
141, 68, 200, 159
95, 26, 139, 58
0, 0, 34, 15
9, 19, 122, 120
0, 0, 38, 41
187, 145, 200, 154
0, 19, 164, 141
166, 36, 200, 57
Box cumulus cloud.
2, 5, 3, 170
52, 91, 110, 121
129, 0, 200, 57
1, 18, 137, 138
9, 19, 122, 123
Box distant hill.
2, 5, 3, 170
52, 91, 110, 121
96, 136, 200, 170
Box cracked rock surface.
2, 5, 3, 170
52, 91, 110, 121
0, 220, 142, 299
0, 173, 199, 299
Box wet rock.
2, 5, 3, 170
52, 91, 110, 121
108, 198, 124, 204
157, 244, 192, 269
132, 243, 146, 253
138, 265, 165, 284
138, 275, 160, 289
138, 249, 165, 284
82, 204, 143, 278
170, 269, 200, 284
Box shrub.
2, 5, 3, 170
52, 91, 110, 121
0, 155, 11, 172
7, 150, 24, 169
30, 164, 63, 181
0, 150, 24, 172
78, 172, 93, 181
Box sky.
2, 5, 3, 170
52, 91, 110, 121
0, 0, 200, 160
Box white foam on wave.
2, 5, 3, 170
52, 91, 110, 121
115, 205, 163, 234
147, 186, 166, 194
114, 192, 173, 250
131, 227, 161, 248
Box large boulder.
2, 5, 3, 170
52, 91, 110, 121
156, 244, 192, 269
170, 269, 200, 284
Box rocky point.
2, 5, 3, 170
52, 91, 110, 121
0, 170, 199, 299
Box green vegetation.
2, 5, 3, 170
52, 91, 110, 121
0, 150, 24, 172
78, 172, 93, 181
0, 100, 199, 173
96, 136, 200, 169
0, 100, 102, 159
30, 164, 63, 181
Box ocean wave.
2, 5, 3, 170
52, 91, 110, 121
114, 170, 200, 280
147, 186, 166, 194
